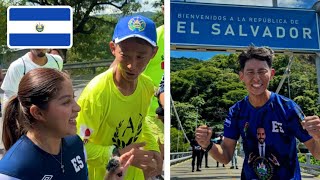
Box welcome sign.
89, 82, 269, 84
171, 2, 320, 52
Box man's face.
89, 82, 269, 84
257, 128, 266, 144
31, 49, 47, 58
110, 38, 157, 82
239, 59, 275, 97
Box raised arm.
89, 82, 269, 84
195, 125, 237, 164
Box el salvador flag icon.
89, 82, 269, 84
7, 6, 73, 48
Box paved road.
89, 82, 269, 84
171, 157, 241, 180
171, 156, 319, 179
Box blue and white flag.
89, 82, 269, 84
7, 6, 73, 48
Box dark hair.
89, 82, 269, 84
238, 46, 274, 70
49, 49, 65, 62
3, 68, 70, 150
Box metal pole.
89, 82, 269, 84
177, 126, 180, 152
195, 88, 198, 130
196, 107, 198, 130
288, 70, 291, 99
272, 0, 278, 7
171, 95, 190, 143
276, 54, 294, 94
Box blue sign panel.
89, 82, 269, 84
171, 2, 320, 52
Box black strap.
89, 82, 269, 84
204, 141, 213, 153
49, 54, 60, 70
22, 57, 26, 75
22, 54, 60, 75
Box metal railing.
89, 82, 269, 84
63, 60, 112, 74
170, 152, 192, 165
300, 153, 320, 176
63, 60, 112, 70
1, 60, 113, 76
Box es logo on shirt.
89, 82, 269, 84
71, 156, 84, 173
272, 121, 284, 133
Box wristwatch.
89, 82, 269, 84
203, 141, 213, 153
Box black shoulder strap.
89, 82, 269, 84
21, 57, 26, 75
22, 55, 60, 75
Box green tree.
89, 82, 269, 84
294, 96, 319, 115
0, 1, 7, 50
26, 0, 141, 35
171, 101, 198, 138
39, 0, 139, 61
170, 127, 190, 152
1, 0, 148, 62
150, 0, 164, 27
171, 53, 320, 149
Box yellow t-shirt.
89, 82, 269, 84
143, 25, 164, 117
76, 68, 159, 180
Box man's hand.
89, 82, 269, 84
119, 142, 160, 177
195, 125, 212, 149
105, 149, 134, 180
142, 151, 162, 179
302, 115, 320, 141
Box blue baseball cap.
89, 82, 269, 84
112, 15, 157, 47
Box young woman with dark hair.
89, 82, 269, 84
0, 68, 132, 180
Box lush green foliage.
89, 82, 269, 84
171, 54, 320, 145
298, 153, 320, 166
0, 0, 163, 65
0, 2, 7, 50
170, 127, 190, 152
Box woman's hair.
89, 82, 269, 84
3, 68, 70, 150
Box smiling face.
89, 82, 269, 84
239, 58, 275, 97
110, 38, 157, 82
41, 79, 81, 137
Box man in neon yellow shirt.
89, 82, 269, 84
76, 15, 161, 180
143, 7, 165, 172
143, 24, 164, 160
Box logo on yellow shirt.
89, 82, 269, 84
112, 115, 143, 148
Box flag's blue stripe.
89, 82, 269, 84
10, 8, 70, 21
9, 34, 70, 46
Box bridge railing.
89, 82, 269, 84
1, 60, 113, 76
170, 152, 192, 165
63, 60, 112, 69
63, 60, 112, 74
300, 153, 320, 176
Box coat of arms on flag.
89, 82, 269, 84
7, 6, 73, 48
35, 23, 44, 32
